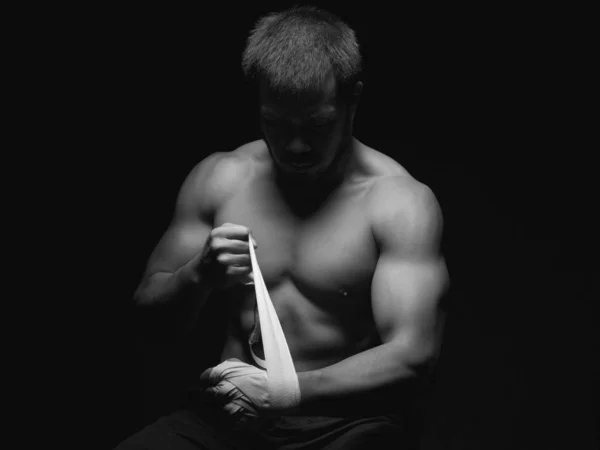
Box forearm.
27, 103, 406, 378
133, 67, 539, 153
297, 342, 424, 408
134, 263, 212, 339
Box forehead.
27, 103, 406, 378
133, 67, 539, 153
259, 72, 340, 117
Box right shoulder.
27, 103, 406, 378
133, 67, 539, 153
175, 141, 264, 218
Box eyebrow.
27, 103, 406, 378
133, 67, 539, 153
260, 107, 280, 117
260, 107, 337, 120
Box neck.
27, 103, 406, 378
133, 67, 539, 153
275, 137, 359, 206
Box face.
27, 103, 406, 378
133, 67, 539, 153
259, 72, 361, 183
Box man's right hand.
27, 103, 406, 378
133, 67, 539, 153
186, 223, 258, 291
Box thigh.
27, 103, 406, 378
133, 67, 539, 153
264, 415, 410, 450
322, 421, 410, 450
114, 409, 259, 450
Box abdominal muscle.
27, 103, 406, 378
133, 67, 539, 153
219, 278, 379, 373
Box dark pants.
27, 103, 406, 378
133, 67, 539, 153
115, 397, 411, 449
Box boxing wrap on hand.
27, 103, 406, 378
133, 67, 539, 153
247, 234, 301, 410
203, 234, 300, 415
204, 359, 268, 420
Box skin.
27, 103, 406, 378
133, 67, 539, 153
134, 70, 449, 418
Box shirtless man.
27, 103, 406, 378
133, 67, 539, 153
116, 6, 448, 449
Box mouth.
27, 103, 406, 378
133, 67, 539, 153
288, 161, 314, 168
286, 161, 317, 172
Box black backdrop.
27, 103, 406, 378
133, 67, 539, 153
85, 3, 597, 449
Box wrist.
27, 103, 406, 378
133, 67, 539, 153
180, 258, 214, 297
297, 369, 323, 405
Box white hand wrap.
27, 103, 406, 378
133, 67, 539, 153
247, 233, 301, 410
206, 359, 268, 420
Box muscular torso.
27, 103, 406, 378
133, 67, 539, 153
209, 140, 409, 372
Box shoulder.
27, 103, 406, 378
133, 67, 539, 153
175, 141, 263, 216
368, 174, 443, 253
356, 142, 439, 221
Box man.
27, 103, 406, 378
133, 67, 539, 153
117, 5, 448, 449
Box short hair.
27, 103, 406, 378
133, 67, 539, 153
242, 5, 362, 100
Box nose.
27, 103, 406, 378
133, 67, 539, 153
285, 135, 311, 155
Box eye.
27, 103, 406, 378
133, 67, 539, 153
310, 121, 333, 131
308, 117, 327, 126
262, 116, 281, 125
262, 118, 279, 129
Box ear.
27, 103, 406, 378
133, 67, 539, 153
348, 81, 363, 121
352, 81, 363, 102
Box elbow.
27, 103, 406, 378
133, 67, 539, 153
407, 339, 441, 381
132, 272, 169, 307
132, 287, 145, 307
392, 338, 437, 378
131, 294, 180, 345
132, 286, 152, 308
412, 350, 436, 378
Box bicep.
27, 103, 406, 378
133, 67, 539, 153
143, 154, 222, 276
145, 216, 212, 275
370, 177, 449, 365
372, 255, 448, 361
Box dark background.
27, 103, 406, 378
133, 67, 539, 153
80, 3, 597, 449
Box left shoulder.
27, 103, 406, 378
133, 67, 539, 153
356, 144, 440, 216
369, 175, 441, 216
368, 175, 443, 252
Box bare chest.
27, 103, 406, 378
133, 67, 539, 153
213, 178, 378, 311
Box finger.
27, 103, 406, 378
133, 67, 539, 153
216, 253, 250, 266
204, 387, 217, 397
226, 266, 252, 277
212, 224, 252, 240
224, 397, 260, 422
206, 382, 229, 398
212, 238, 256, 254
201, 362, 240, 385
202, 361, 240, 386
206, 381, 240, 408
223, 402, 247, 419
